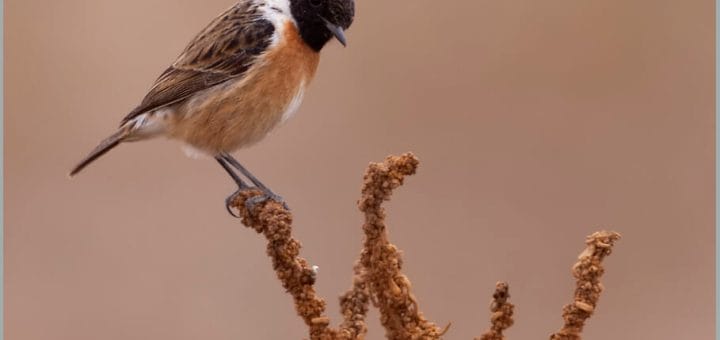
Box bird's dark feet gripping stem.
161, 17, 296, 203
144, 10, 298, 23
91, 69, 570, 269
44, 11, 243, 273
216, 153, 289, 218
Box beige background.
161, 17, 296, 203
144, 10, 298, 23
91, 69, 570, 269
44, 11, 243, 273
6, 0, 715, 339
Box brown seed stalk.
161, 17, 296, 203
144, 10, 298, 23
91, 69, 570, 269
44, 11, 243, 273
475, 282, 515, 340
549, 231, 621, 340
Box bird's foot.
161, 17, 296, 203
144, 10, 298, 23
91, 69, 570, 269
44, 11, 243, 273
245, 191, 289, 212
224, 188, 289, 218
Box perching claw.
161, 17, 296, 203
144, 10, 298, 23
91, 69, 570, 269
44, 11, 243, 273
225, 190, 242, 218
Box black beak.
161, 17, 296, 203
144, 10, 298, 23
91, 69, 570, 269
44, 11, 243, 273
322, 17, 347, 47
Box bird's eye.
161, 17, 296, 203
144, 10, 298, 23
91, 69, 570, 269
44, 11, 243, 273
309, 0, 322, 7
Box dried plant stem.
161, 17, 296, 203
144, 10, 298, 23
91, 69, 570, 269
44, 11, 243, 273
476, 282, 514, 340
549, 231, 621, 340
232, 190, 339, 339
229, 153, 621, 340
231, 153, 445, 340
357, 153, 447, 339
336, 262, 371, 339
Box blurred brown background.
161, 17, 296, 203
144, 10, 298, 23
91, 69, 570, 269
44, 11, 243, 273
5, 0, 714, 339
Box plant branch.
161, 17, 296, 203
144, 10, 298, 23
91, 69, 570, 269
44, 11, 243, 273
357, 153, 448, 339
549, 231, 621, 340
475, 282, 514, 340
228, 154, 620, 340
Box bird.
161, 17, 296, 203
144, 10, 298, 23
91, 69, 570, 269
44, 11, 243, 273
69, 0, 355, 216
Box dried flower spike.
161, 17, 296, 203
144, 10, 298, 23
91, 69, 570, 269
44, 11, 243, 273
229, 154, 621, 340
549, 231, 621, 340
476, 282, 515, 340
357, 153, 447, 339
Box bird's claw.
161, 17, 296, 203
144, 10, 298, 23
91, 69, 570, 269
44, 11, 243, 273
224, 190, 243, 218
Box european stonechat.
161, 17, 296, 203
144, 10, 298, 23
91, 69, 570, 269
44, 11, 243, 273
70, 0, 354, 216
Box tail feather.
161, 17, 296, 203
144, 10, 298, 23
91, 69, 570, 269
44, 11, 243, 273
69, 128, 130, 177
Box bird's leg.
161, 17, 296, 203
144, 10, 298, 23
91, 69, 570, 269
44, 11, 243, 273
216, 157, 250, 218
221, 153, 289, 210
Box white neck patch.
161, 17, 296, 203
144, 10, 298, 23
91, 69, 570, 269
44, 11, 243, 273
257, 0, 295, 28
255, 0, 296, 46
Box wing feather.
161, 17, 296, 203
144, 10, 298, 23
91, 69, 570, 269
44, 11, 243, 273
120, 2, 275, 125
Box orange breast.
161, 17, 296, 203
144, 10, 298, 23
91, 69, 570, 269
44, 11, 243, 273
168, 21, 320, 154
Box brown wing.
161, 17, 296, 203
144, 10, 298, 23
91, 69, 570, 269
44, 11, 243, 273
120, 2, 275, 126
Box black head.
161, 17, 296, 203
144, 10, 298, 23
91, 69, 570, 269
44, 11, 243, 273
290, 0, 355, 51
